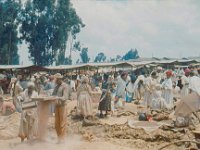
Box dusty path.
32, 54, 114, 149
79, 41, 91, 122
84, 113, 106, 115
0, 100, 197, 150
0, 137, 134, 150
0, 101, 136, 150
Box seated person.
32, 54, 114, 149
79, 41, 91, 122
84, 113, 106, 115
0, 96, 15, 115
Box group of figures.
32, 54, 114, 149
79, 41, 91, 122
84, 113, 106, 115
0, 66, 200, 143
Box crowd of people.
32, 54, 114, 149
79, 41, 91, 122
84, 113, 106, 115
0, 66, 200, 143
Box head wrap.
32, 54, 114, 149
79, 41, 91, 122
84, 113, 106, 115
166, 70, 173, 76
184, 68, 191, 74
157, 66, 163, 70
81, 76, 89, 83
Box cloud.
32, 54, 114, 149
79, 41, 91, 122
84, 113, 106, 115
71, 0, 200, 60
19, 0, 200, 64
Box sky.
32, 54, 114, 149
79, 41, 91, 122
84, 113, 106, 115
19, 0, 200, 65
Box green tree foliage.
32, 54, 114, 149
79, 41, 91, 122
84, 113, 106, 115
19, 0, 56, 66
19, 0, 84, 66
76, 59, 80, 64
116, 55, 122, 61
73, 41, 81, 51
80, 47, 90, 63
94, 52, 106, 62
53, 0, 84, 65
0, 0, 21, 65
109, 49, 139, 62
110, 58, 116, 62
122, 49, 139, 60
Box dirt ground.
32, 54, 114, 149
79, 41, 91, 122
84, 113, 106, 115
0, 100, 199, 150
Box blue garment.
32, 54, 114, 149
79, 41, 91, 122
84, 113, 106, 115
125, 92, 133, 102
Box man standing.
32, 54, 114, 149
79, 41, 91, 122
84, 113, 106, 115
133, 75, 145, 102
143, 72, 159, 108
52, 73, 71, 143
162, 70, 174, 110
13, 75, 24, 112
188, 71, 200, 96
44, 75, 55, 92
181, 68, 190, 96
116, 72, 129, 100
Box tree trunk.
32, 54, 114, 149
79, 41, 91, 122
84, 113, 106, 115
7, 31, 12, 65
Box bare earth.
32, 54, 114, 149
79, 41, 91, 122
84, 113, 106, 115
0, 100, 198, 150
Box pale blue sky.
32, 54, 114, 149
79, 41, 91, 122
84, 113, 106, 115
19, 0, 200, 65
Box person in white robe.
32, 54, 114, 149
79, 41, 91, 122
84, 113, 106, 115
143, 72, 159, 108
151, 85, 168, 110
188, 71, 200, 96
18, 82, 38, 142
156, 67, 164, 83
133, 75, 145, 102
126, 75, 136, 103
77, 76, 93, 118
181, 69, 190, 96
161, 71, 174, 110
116, 72, 129, 100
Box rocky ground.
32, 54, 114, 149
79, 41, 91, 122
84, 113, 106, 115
0, 100, 199, 150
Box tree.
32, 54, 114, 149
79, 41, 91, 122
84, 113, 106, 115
110, 58, 116, 62
73, 41, 81, 51
122, 49, 139, 60
0, 0, 21, 65
19, 0, 56, 66
80, 47, 90, 63
19, 0, 84, 66
53, 0, 84, 65
109, 55, 122, 62
94, 52, 106, 62
116, 55, 122, 61
76, 59, 80, 64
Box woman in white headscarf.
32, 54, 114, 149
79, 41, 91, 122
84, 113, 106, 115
77, 76, 93, 118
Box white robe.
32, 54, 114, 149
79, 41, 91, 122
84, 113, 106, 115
181, 75, 189, 96
143, 77, 152, 107
162, 78, 174, 109
189, 76, 200, 96
157, 72, 164, 83
133, 75, 145, 100
116, 77, 128, 99
143, 76, 159, 107
151, 91, 168, 110
126, 82, 135, 102
126, 82, 134, 94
